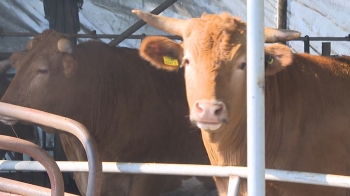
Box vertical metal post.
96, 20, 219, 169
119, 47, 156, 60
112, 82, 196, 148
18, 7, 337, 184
247, 0, 265, 195
227, 175, 241, 196
322, 42, 331, 56
304, 35, 310, 53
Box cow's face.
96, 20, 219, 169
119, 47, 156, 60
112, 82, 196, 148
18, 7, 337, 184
1, 30, 77, 121
134, 10, 299, 135
179, 16, 249, 132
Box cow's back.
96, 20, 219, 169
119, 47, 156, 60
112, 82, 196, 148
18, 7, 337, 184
262, 53, 350, 195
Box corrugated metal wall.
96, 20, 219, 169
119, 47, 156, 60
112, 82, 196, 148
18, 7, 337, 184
1, 0, 348, 55
288, 0, 350, 55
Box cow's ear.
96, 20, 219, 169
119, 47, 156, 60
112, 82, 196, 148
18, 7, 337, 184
9, 52, 25, 69
62, 54, 76, 78
265, 44, 293, 76
139, 36, 183, 71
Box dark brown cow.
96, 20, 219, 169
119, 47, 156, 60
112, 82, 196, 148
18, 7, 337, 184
0, 30, 215, 196
133, 10, 350, 196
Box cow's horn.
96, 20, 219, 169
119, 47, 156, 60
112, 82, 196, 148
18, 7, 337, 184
264, 28, 301, 43
132, 9, 186, 36
0, 59, 11, 75
57, 38, 73, 54
22, 39, 33, 51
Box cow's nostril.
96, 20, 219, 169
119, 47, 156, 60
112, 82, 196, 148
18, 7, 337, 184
195, 101, 204, 114
214, 105, 223, 116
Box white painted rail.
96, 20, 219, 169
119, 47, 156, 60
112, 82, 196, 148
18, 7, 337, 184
0, 161, 350, 189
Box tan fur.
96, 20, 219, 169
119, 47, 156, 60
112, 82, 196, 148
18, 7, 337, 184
140, 36, 183, 71
9, 52, 25, 70
1, 30, 215, 196
62, 54, 76, 77
138, 13, 350, 196
265, 44, 293, 75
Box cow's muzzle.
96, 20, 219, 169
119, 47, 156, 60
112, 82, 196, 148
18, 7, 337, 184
0, 116, 19, 126
190, 100, 228, 131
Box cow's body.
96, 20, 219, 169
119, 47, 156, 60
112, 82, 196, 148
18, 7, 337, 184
133, 10, 350, 195
0, 30, 214, 196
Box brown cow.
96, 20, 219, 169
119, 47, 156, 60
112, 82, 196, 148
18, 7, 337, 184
133, 10, 350, 196
0, 30, 215, 196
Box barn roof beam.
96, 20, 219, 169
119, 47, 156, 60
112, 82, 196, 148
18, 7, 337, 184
0, 30, 181, 40
108, 0, 178, 46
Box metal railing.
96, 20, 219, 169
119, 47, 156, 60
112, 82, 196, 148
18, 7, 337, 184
0, 29, 182, 40
0, 135, 64, 196
0, 102, 102, 196
0, 161, 350, 195
1, 103, 350, 195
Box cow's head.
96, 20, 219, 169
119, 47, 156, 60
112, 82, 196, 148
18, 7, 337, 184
133, 10, 300, 138
0, 30, 78, 125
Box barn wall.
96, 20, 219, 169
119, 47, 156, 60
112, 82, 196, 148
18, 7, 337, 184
76, 0, 279, 47
287, 0, 350, 55
1, 0, 349, 55
0, 0, 279, 50
0, 1, 47, 52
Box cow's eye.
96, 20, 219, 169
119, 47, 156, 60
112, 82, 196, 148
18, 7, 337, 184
37, 68, 48, 75
239, 62, 246, 70
181, 58, 190, 67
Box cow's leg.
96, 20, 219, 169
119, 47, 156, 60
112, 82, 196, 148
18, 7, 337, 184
95, 173, 166, 196
128, 175, 167, 196
73, 172, 88, 196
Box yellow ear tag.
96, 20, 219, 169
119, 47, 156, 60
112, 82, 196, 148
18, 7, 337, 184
163, 56, 179, 67
267, 56, 274, 64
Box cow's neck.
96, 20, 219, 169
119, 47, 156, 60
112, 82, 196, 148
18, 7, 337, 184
201, 105, 247, 167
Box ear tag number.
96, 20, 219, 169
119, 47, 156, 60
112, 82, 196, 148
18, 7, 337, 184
163, 56, 179, 66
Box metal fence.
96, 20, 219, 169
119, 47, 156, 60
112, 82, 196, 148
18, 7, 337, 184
1, 103, 350, 195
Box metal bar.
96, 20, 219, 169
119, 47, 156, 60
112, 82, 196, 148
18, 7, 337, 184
108, 0, 178, 46
1, 161, 350, 189
3, 29, 350, 42
277, 0, 287, 29
0, 102, 102, 196
277, 0, 287, 45
0, 31, 181, 40
322, 42, 331, 56
227, 175, 240, 196
0, 136, 64, 196
295, 36, 350, 41
277, 0, 287, 44
0, 177, 78, 196
247, 0, 265, 195
304, 35, 310, 53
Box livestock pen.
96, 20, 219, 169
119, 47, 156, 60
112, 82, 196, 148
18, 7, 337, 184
1, 27, 350, 196
1, 28, 350, 196
1, 0, 350, 195
0, 39, 350, 195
